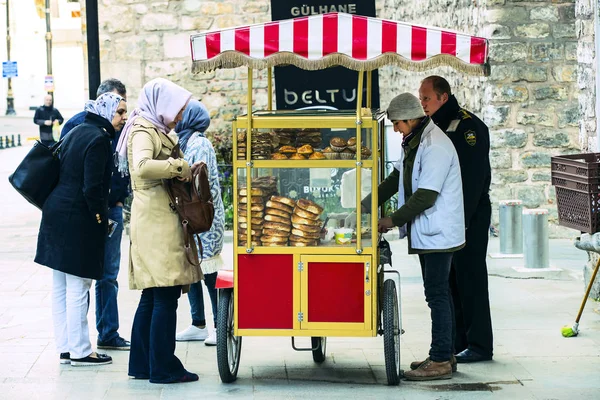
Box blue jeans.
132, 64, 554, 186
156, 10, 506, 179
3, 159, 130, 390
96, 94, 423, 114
189, 272, 218, 327
95, 206, 123, 343
418, 252, 454, 362
129, 286, 187, 383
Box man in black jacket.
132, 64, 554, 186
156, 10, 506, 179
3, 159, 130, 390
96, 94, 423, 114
62, 79, 131, 351
33, 95, 64, 146
418, 76, 493, 363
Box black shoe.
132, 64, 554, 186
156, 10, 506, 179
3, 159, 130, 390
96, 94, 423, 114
455, 349, 492, 363
97, 337, 131, 351
71, 352, 112, 366
59, 352, 70, 365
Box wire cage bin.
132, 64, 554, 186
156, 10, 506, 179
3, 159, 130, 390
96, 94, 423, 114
551, 153, 600, 233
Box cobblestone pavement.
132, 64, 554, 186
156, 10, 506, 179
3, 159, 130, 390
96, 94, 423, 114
1, 143, 599, 399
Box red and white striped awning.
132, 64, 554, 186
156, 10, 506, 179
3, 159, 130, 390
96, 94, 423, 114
191, 13, 489, 75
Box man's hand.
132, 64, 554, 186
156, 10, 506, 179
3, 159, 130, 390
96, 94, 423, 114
44, 120, 52, 126
378, 217, 394, 233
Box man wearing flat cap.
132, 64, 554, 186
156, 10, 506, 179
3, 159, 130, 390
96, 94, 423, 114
361, 93, 465, 380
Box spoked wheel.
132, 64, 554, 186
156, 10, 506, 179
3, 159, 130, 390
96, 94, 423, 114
311, 337, 327, 363
217, 289, 242, 383
383, 279, 401, 386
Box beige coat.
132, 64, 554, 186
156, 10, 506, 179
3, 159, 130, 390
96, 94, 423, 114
127, 117, 203, 290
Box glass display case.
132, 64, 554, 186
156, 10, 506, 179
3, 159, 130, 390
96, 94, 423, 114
232, 109, 386, 254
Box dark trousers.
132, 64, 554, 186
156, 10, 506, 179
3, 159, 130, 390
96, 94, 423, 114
95, 206, 123, 343
450, 202, 494, 357
189, 272, 218, 327
418, 252, 454, 362
128, 286, 187, 383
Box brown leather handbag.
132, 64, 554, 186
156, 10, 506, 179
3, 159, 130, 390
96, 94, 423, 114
164, 144, 215, 266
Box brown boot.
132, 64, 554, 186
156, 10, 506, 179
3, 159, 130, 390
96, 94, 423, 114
410, 355, 457, 372
404, 359, 452, 381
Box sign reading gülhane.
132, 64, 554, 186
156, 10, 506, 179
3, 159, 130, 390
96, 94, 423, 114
290, 3, 358, 16
270, 1, 379, 110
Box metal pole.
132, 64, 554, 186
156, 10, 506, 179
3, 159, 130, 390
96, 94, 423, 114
499, 200, 523, 254
85, 0, 100, 99
45, 0, 53, 99
5, 0, 15, 115
523, 209, 549, 269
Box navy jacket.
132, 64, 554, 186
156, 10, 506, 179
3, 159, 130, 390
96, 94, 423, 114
431, 95, 491, 229
62, 111, 130, 208
35, 113, 115, 280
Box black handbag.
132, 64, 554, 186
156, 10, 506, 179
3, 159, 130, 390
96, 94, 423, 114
8, 140, 63, 210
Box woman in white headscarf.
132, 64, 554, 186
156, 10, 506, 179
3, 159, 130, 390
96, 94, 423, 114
117, 78, 202, 384
35, 92, 127, 367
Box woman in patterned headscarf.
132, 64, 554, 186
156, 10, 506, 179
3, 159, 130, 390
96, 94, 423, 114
35, 92, 127, 367
174, 100, 224, 347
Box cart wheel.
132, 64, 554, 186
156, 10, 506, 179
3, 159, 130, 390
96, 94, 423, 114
217, 288, 242, 383
311, 337, 327, 363
383, 279, 401, 386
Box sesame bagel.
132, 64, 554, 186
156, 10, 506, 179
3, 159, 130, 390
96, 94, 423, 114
238, 228, 261, 236
261, 241, 288, 247
292, 223, 321, 233
239, 196, 263, 204
296, 199, 323, 215
261, 228, 291, 237
239, 222, 264, 230
238, 216, 263, 225
264, 214, 291, 225
270, 195, 295, 207
293, 207, 320, 220
265, 208, 291, 218
288, 234, 315, 243
266, 200, 294, 214
238, 234, 261, 242
260, 235, 289, 243
264, 221, 292, 232
239, 188, 265, 197
238, 241, 261, 247
239, 203, 265, 212
289, 240, 318, 247
291, 229, 320, 239
291, 214, 322, 226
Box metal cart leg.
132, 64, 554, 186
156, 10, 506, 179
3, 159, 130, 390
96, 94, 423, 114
216, 288, 242, 383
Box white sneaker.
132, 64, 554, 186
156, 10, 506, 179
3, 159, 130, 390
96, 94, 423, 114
176, 325, 208, 341
205, 328, 217, 346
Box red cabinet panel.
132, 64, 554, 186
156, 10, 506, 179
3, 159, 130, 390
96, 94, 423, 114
307, 262, 364, 323
237, 254, 294, 329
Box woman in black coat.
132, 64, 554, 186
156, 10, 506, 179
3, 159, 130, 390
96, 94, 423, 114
35, 93, 127, 367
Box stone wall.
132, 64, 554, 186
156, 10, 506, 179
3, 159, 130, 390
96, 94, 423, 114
95, 0, 584, 237
486, 0, 578, 238
97, 0, 274, 135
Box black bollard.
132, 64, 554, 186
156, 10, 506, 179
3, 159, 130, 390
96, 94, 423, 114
0, 137, 4, 150
17, 134, 21, 146
11, 135, 15, 147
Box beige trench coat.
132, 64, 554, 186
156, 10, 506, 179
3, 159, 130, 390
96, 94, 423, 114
127, 117, 203, 290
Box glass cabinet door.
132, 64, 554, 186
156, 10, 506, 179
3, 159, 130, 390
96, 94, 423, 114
235, 167, 373, 248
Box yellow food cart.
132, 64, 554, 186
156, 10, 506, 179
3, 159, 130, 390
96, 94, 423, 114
189, 12, 489, 385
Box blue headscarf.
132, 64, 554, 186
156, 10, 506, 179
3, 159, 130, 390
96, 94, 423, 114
175, 99, 210, 152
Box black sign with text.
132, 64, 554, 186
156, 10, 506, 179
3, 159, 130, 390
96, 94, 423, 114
270, 1, 380, 110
